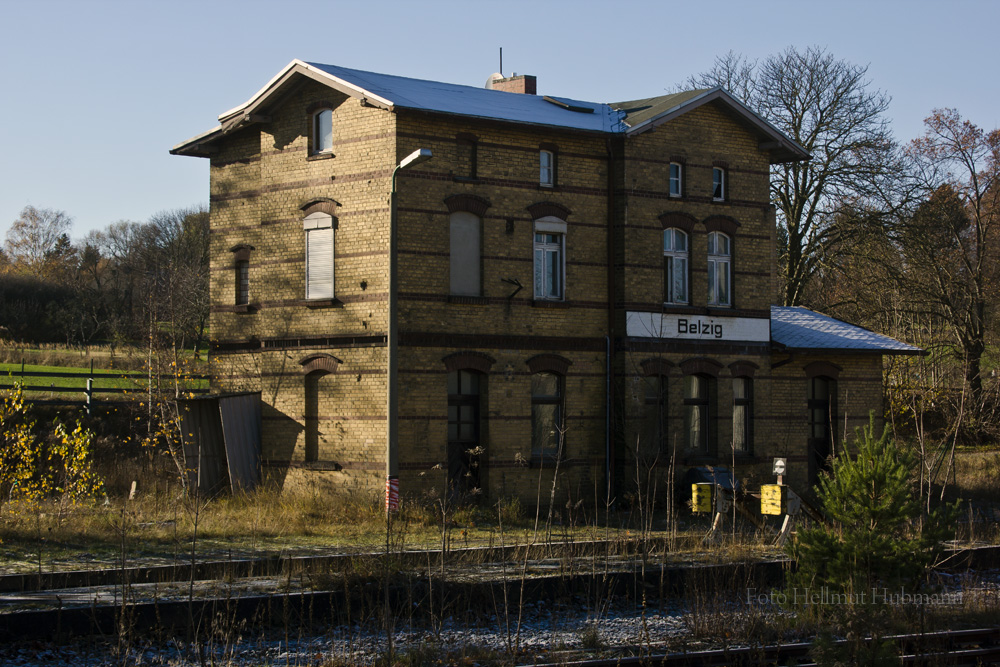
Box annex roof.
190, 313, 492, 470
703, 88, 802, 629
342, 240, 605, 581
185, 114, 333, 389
770, 306, 922, 355
610, 88, 810, 163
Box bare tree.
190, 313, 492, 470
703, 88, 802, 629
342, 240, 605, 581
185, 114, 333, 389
685, 47, 899, 306
897, 110, 1000, 409
5, 205, 76, 281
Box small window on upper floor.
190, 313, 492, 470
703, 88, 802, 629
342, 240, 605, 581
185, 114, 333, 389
712, 167, 726, 201
707, 231, 731, 307
312, 109, 333, 154
540, 149, 555, 187
456, 134, 478, 180
669, 162, 683, 197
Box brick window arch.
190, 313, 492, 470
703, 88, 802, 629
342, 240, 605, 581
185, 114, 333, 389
442, 351, 495, 374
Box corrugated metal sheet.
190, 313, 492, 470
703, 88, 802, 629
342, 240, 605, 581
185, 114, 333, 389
177, 392, 261, 495
177, 398, 227, 495
218, 392, 261, 491
771, 306, 923, 354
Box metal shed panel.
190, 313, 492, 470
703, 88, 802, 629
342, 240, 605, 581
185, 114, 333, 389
177, 398, 228, 495
218, 392, 261, 491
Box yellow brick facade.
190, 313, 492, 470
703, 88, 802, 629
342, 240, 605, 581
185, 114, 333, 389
180, 66, 903, 508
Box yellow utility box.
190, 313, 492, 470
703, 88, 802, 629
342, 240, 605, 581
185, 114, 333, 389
691, 483, 714, 513
760, 484, 787, 515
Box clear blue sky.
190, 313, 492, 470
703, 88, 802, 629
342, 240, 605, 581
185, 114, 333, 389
1, 0, 997, 240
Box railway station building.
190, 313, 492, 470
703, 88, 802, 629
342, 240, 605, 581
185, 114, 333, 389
172, 61, 920, 506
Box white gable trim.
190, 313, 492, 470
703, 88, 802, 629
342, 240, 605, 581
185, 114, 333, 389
218, 60, 395, 123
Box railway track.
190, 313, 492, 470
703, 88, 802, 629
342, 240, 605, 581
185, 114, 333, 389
527, 627, 1000, 667
0, 543, 995, 650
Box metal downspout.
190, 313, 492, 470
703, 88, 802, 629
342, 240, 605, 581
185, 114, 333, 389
605, 137, 617, 506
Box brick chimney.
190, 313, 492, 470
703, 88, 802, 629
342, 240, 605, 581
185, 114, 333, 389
488, 74, 537, 95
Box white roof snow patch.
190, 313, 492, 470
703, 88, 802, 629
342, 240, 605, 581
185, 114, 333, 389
770, 306, 922, 354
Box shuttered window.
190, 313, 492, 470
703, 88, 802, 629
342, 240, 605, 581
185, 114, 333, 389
304, 212, 334, 299
450, 212, 481, 296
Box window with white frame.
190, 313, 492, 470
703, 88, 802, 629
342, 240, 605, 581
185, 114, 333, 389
669, 162, 683, 197
304, 212, 335, 299
712, 167, 726, 201
533, 217, 565, 300
312, 109, 333, 154
540, 149, 555, 187
663, 228, 688, 304
707, 231, 731, 307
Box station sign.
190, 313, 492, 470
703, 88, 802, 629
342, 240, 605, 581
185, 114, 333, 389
626, 312, 770, 343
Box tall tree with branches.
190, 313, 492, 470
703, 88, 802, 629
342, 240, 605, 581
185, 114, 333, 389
686, 47, 899, 306
898, 110, 1000, 409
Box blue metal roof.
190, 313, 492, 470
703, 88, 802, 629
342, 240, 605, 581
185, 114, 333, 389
770, 306, 922, 354
305, 63, 625, 133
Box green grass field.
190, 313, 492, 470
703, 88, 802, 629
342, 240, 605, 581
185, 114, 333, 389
0, 362, 209, 398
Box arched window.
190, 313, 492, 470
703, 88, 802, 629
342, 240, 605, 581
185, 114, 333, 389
663, 228, 688, 304
684, 374, 714, 454
304, 370, 328, 463
312, 108, 333, 154
808, 376, 837, 483
533, 216, 566, 300
450, 211, 481, 296
732, 376, 752, 453
640, 374, 668, 458
707, 231, 731, 307
447, 369, 483, 493
531, 371, 564, 462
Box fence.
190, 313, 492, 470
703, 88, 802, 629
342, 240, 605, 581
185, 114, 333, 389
0, 360, 210, 413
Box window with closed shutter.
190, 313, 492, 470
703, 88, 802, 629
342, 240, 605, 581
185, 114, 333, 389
450, 211, 481, 296
304, 212, 334, 299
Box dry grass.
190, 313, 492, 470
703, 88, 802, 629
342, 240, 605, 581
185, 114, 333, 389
952, 449, 1000, 503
